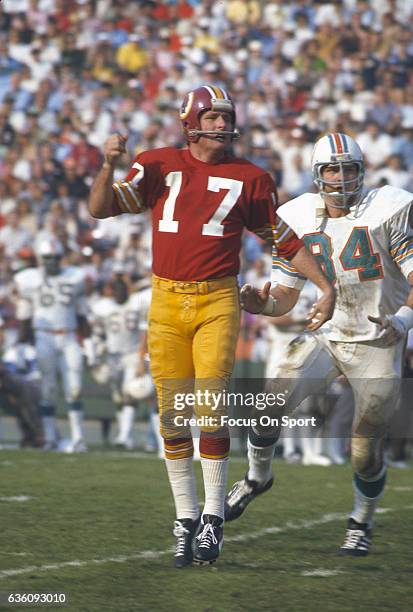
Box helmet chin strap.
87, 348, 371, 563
187, 129, 240, 140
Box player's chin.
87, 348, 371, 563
204, 135, 230, 147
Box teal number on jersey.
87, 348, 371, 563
339, 227, 383, 281
303, 233, 336, 282
304, 228, 383, 283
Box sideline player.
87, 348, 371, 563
88, 85, 335, 567
14, 239, 90, 452
88, 276, 152, 449
225, 132, 413, 556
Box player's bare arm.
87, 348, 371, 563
368, 270, 413, 345
288, 246, 336, 330
88, 133, 127, 218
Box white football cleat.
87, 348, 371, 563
302, 453, 332, 466
62, 440, 88, 453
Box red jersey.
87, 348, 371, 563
112, 147, 302, 281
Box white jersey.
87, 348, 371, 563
91, 288, 151, 354
272, 185, 413, 342
14, 266, 88, 332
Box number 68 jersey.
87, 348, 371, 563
272, 185, 413, 342
14, 266, 88, 331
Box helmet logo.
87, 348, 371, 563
180, 91, 194, 120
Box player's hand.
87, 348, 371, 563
103, 133, 127, 166
306, 288, 335, 331
240, 281, 271, 314
368, 314, 405, 346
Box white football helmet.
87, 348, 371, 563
311, 132, 364, 208
36, 238, 64, 275
123, 374, 154, 401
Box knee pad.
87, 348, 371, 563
351, 437, 384, 479
249, 422, 280, 447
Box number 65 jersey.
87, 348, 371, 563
14, 266, 88, 331
272, 185, 413, 342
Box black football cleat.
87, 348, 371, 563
192, 514, 224, 565
338, 518, 372, 557
224, 475, 273, 522
173, 516, 200, 568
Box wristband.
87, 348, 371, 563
261, 295, 278, 316
391, 305, 413, 334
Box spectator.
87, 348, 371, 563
369, 154, 412, 190
0, 208, 33, 258
357, 120, 393, 169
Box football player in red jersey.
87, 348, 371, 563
89, 85, 335, 567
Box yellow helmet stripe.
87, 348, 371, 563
211, 85, 225, 99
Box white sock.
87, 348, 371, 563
329, 437, 346, 459
201, 458, 229, 520
116, 409, 123, 440
121, 405, 135, 442
42, 416, 56, 444
351, 465, 386, 528
247, 440, 275, 484
68, 411, 84, 443
150, 412, 164, 458
165, 457, 199, 520
282, 436, 295, 457
191, 425, 201, 461
301, 425, 322, 460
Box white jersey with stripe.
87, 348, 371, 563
91, 288, 151, 354
271, 185, 413, 342
14, 266, 88, 332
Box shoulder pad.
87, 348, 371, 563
278, 193, 320, 237
14, 267, 42, 290
92, 297, 115, 317
355, 186, 412, 223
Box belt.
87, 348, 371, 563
152, 274, 237, 295
35, 329, 75, 335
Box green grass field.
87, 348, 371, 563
0, 450, 412, 612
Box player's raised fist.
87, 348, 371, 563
103, 133, 127, 165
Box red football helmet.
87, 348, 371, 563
179, 84, 239, 142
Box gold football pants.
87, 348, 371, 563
148, 275, 240, 438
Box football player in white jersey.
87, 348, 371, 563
14, 239, 91, 452
225, 133, 413, 556
88, 276, 153, 449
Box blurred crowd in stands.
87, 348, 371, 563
0, 0, 412, 459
